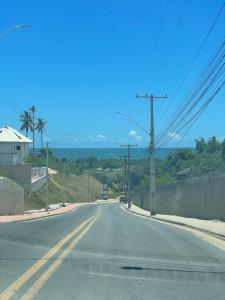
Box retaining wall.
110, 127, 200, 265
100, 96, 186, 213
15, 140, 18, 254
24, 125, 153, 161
0, 164, 31, 191
0, 177, 24, 215
31, 176, 46, 192
132, 173, 225, 221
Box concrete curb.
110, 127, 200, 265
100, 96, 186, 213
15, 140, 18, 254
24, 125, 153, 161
0, 199, 117, 224
151, 217, 225, 239
121, 204, 225, 240
0, 205, 80, 224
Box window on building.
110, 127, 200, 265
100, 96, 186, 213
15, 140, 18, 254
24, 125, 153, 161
16, 145, 21, 151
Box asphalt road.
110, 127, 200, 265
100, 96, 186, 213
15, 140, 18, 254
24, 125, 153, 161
0, 202, 225, 300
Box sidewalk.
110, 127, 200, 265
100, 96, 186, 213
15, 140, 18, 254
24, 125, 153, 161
122, 203, 225, 237
0, 199, 118, 224
0, 203, 79, 223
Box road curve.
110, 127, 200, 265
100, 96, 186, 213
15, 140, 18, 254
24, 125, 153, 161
0, 202, 225, 300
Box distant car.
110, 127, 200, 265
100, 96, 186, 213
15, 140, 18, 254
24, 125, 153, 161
103, 195, 108, 200
119, 192, 127, 203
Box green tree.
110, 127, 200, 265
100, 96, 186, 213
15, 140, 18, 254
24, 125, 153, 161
195, 137, 206, 153
176, 148, 194, 160
207, 136, 221, 153
111, 182, 122, 193
221, 139, 225, 161
35, 118, 47, 151
29, 105, 37, 156
156, 172, 175, 186
19, 111, 32, 137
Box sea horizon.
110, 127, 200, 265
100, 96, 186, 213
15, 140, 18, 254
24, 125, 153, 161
33, 147, 181, 160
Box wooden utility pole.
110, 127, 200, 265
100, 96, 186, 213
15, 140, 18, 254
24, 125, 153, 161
136, 93, 167, 215
62, 158, 66, 207
120, 144, 137, 208
120, 155, 127, 193
88, 173, 90, 203
45, 141, 49, 213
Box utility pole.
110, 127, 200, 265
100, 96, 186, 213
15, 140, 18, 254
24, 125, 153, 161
120, 144, 137, 209
62, 158, 66, 207
45, 141, 49, 213
87, 173, 90, 203
120, 155, 127, 193
136, 93, 167, 215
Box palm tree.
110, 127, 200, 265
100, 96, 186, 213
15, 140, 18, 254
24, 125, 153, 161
19, 111, 32, 137
35, 118, 47, 151
29, 105, 37, 156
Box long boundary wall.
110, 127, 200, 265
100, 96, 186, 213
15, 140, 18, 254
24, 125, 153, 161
132, 173, 225, 221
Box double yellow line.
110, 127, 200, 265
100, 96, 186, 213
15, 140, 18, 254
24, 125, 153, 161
0, 207, 101, 300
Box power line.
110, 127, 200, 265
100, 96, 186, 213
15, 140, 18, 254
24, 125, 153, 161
137, 0, 169, 93
170, 80, 225, 149
149, 0, 188, 91
161, 40, 224, 134
156, 70, 224, 148
158, 53, 224, 145
0, 91, 19, 116
155, 38, 224, 147
155, 2, 225, 128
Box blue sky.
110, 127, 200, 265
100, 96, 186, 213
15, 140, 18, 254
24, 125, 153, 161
0, 0, 224, 148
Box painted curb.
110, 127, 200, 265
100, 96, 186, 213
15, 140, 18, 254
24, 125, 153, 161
0, 205, 80, 224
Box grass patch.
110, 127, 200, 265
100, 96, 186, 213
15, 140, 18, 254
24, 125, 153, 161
25, 173, 102, 211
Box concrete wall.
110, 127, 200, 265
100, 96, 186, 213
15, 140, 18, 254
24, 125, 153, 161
0, 165, 47, 193
0, 177, 24, 215
31, 167, 46, 179
0, 142, 29, 165
0, 164, 31, 191
132, 173, 225, 221
31, 176, 46, 192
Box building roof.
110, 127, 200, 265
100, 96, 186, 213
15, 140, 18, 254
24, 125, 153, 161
0, 126, 32, 143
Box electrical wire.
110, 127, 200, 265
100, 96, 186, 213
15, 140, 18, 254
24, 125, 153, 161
0, 90, 19, 116
168, 79, 225, 149
155, 2, 225, 128
150, 0, 188, 92
156, 68, 224, 148
155, 38, 224, 147
137, 0, 169, 93
157, 52, 224, 145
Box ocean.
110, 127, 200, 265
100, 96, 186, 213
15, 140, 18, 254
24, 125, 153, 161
49, 148, 175, 160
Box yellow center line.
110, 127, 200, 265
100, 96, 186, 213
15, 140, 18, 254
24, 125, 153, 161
21, 208, 101, 300
0, 208, 100, 300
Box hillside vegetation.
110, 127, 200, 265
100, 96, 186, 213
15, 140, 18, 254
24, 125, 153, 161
129, 136, 225, 192
25, 136, 225, 202
25, 172, 102, 211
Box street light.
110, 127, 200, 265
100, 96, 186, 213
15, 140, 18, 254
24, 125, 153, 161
0, 24, 31, 39
116, 112, 150, 135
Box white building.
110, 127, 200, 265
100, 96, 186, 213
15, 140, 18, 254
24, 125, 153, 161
0, 126, 32, 165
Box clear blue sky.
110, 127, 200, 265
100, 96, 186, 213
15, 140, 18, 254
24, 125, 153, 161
0, 0, 224, 148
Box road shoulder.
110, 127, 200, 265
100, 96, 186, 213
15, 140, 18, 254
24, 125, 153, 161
0, 199, 117, 223
121, 203, 225, 238
121, 203, 225, 252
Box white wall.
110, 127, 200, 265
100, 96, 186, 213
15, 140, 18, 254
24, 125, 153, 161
0, 142, 29, 165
